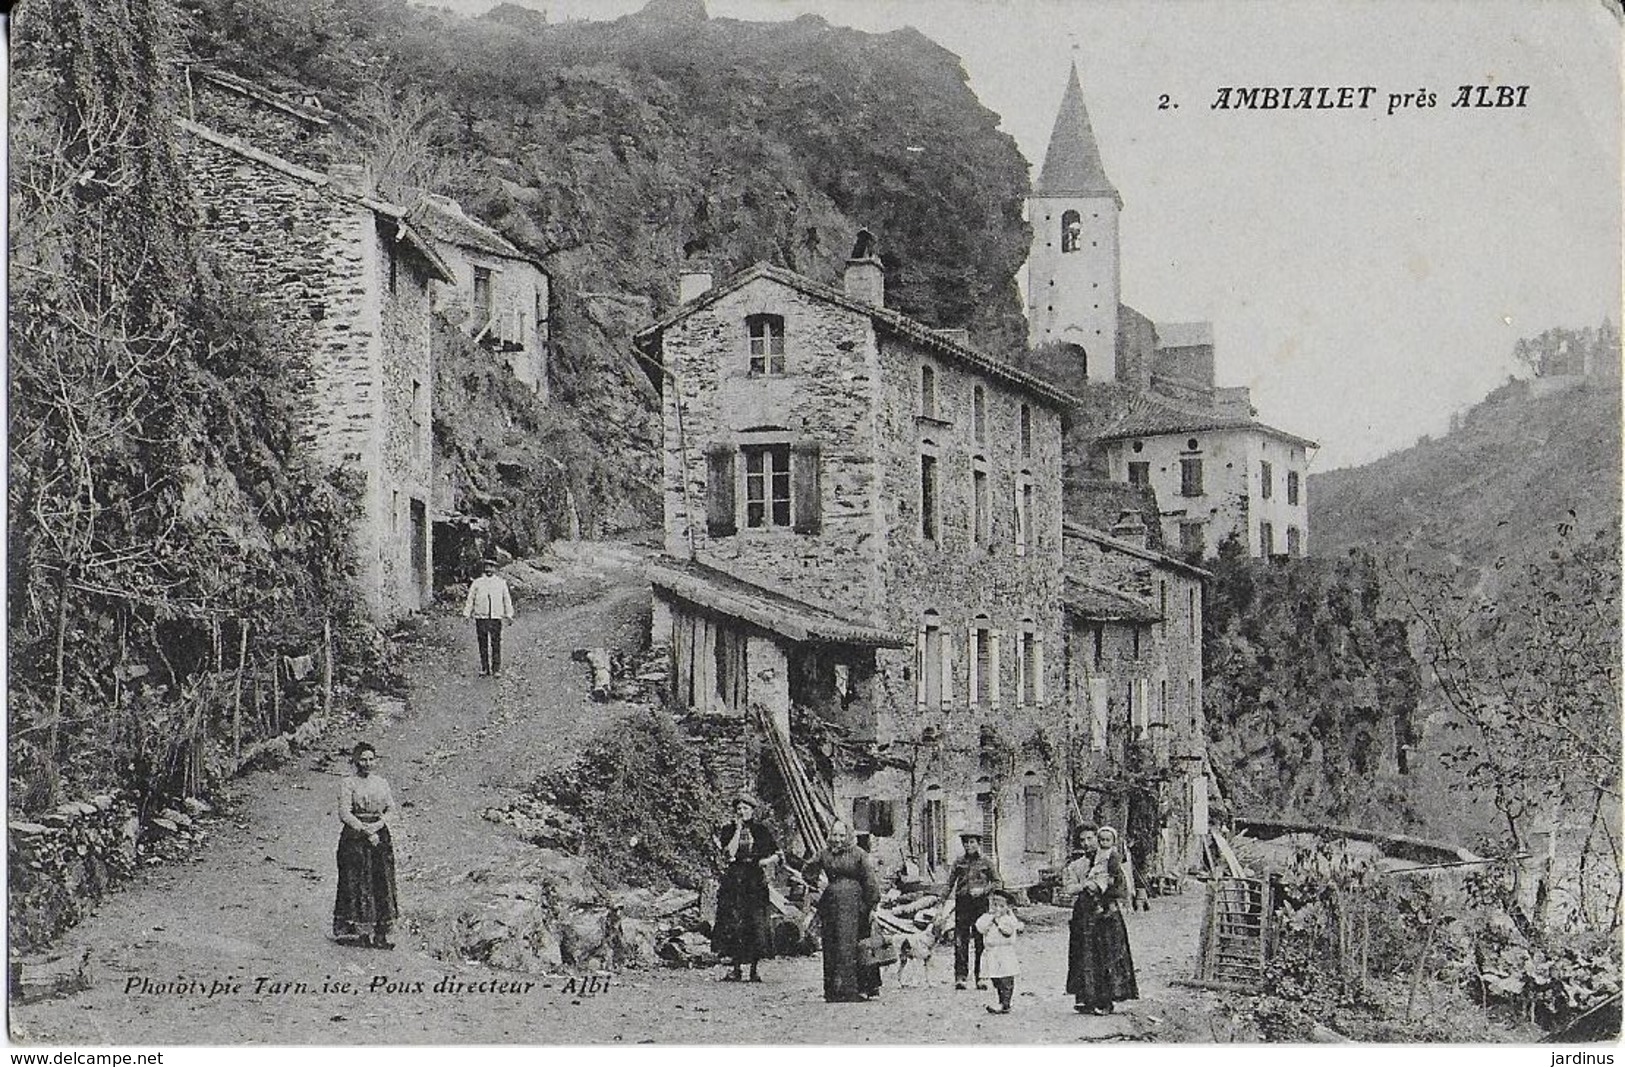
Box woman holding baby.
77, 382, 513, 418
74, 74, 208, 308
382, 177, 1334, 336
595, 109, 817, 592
1063, 824, 1139, 1015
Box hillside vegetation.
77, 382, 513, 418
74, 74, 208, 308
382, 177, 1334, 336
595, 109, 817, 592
1310, 324, 1620, 570
179, 0, 1038, 533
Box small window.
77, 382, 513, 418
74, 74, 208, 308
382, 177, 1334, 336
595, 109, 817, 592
972, 460, 990, 545
743, 444, 792, 528
747, 314, 786, 374
923, 796, 948, 867
1023, 783, 1049, 852
1132, 625, 1141, 661
1013, 472, 1031, 556
868, 799, 896, 837
919, 365, 937, 418
1180, 458, 1203, 497
920, 611, 944, 708
1261, 461, 1273, 500
973, 386, 986, 442
1287, 470, 1300, 506
1061, 209, 1082, 253
473, 267, 493, 321
1180, 522, 1205, 556
1020, 404, 1033, 457
1127, 461, 1150, 487
920, 452, 939, 541
1260, 521, 1275, 557
1287, 525, 1302, 557
1019, 624, 1041, 706
1092, 625, 1104, 670
971, 618, 996, 707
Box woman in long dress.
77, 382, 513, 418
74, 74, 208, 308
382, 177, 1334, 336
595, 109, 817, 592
807, 820, 882, 1003
710, 796, 780, 982
333, 742, 399, 949
1063, 825, 1139, 1014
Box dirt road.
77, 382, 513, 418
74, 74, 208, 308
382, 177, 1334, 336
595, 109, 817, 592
11, 542, 1221, 1045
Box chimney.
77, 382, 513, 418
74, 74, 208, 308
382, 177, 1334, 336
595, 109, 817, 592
678, 266, 713, 304
844, 229, 884, 307
1110, 509, 1148, 548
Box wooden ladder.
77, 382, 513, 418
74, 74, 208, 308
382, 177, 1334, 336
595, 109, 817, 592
1189, 876, 1272, 992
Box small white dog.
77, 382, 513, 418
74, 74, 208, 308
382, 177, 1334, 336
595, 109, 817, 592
893, 923, 948, 987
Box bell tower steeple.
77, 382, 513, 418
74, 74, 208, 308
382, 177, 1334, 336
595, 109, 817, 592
1026, 61, 1122, 380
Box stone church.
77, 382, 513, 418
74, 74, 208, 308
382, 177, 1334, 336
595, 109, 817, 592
1029, 64, 1318, 559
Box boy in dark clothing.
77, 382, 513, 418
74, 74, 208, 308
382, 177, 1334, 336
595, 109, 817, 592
944, 830, 1001, 990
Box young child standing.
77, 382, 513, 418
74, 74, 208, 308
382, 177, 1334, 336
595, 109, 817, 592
974, 889, 1025, 1014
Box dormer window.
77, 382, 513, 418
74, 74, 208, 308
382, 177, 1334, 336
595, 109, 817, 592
747, 314, 785, 375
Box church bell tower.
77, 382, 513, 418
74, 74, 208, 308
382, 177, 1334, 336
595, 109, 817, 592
1026, 62, 1122, 381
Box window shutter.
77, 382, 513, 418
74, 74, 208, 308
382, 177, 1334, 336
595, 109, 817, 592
967, 625, 979, 705
705, 445, 736, 536
940, 631, 954, 709
1034, 635, 1045, 705
791, 442, 822, 534
989, 630, 1002, 709
1014, 635, 1026, 708
915, 625, 927, 709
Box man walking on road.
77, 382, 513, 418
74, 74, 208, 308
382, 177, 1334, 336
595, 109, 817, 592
463, 558, 514, 676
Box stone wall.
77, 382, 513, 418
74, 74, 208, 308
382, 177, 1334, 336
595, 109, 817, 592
660, 280, 885, 619
431, 242, 551, 399
179, 125, 425, 617
187, 70, 338, 171
376, 225, 435, 613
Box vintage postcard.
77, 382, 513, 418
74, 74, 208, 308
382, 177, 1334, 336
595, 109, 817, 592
7, 0, 1620, 1058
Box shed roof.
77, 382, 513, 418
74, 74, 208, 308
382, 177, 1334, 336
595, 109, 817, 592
648, 558, 907, 648
1063, 521, 1212, 580
634, 262, 1079, 410
1094, 393, 1318, 450
411, 194, 547, 271
1062, 577, 1161, 623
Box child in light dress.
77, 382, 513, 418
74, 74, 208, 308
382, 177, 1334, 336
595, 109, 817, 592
974, 889, 1025, 1014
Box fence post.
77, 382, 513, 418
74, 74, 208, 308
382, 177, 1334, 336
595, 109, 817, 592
231, 621, 249, 771
322, 617, 333, 718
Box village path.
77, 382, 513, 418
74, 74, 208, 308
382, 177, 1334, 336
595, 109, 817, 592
11, 541, 1226, 1047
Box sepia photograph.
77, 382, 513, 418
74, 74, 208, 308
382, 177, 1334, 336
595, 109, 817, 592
6, 0, 1621, 1053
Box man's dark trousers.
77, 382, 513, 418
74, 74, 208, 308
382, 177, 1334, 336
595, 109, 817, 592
475, 618, 503, 674
954, 894, 989, 982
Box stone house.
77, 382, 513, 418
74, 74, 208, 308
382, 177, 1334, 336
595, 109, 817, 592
1061, 517, 1211, 876
177, 67, 453, 619
634, 241, 1078, 887
414, 194, 552, 398
1097, 394, 1317, 559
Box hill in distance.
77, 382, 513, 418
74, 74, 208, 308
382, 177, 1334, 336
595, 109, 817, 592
1310, 328, 1620, 572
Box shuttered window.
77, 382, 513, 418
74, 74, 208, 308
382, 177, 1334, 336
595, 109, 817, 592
705, 445, 736, 537
791, 442, 822, 534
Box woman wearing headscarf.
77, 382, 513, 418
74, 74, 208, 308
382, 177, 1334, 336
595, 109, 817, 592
710, 794, 780, 983
333, 741, 399, 949
805, 820, 882, 1002
1063, 824, 1139, 1014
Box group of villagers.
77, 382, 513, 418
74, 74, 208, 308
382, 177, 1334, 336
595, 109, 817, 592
711, 793, 1140, 1015
327, 744, 1138, 1016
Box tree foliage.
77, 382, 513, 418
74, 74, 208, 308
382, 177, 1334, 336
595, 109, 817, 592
1202, 541, 1423, 824
1392, 521, 1622, 932
10, 0, 367, 811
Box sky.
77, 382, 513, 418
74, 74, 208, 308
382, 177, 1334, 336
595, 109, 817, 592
425, 0, 1621, 470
